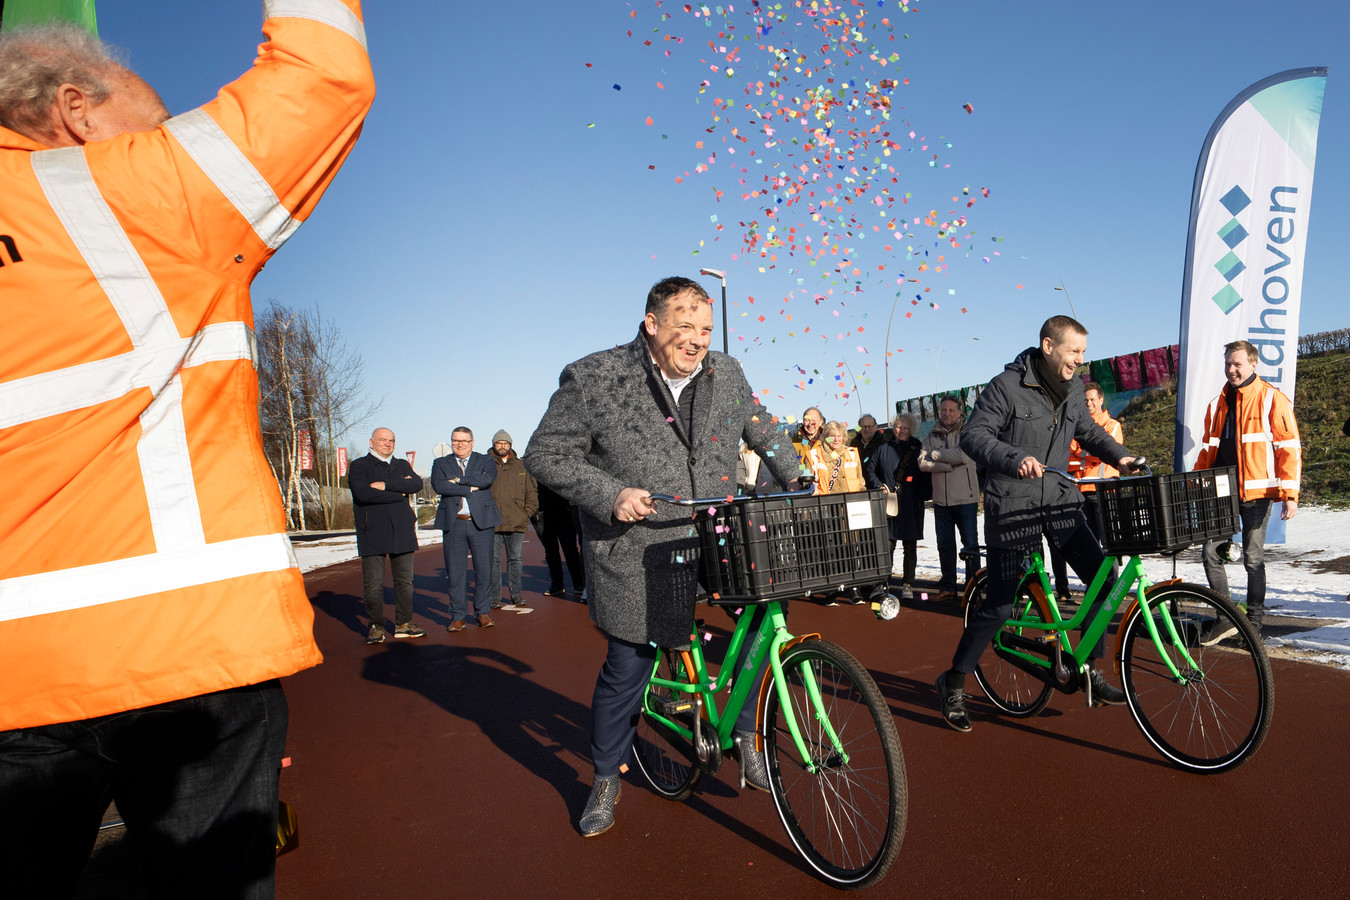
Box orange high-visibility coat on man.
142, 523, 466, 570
1193, 376, 1301, 502
0, 1, 374, 730
1066, 409, 1122, 493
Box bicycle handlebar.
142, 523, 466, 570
1043, 456, 1151, 485
648, 485, 818, 507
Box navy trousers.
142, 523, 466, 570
443, 516, 495, 621
953, 521, 1115, 673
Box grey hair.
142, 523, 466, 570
890, 413, 919, 434
0, 24, 122, 140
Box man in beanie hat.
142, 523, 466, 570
489, 430, 538, 607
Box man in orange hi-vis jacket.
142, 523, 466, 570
0, 5, 373, 896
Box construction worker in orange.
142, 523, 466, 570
0, 4, 373, 897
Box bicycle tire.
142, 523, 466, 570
762, 639, 907, 889
631, 650, 703, 800
1120, 583, 1274, 773
966, 571, 1054, 718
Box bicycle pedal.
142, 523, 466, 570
649, 694, 695, 717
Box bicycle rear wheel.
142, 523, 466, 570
762, 639, 906, 889
966, 572, 1054, 718
1120, 584, 1274, 773
632, 650, 702, 800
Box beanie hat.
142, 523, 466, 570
492, 429, 513, 445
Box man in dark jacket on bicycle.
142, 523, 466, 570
934, 316, 1138, 732
525, 276, 801, 836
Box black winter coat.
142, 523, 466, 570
871, 436, 927, 542
960, 347, 1129, 550
348, 453, 423, 556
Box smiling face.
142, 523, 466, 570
1041, 329, 1087, 382
1085, 389, 1103, 416
858, 416, 877, 443
645, 291, 713, 379
451, 430, 473, 460
1225, 348, 1257, 387
822, 422, 846, 451
893, 419, 910, 441
938, 399, 961, 426
801, 408, 824, 439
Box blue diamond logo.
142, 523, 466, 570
1221, 185, 1251, 216
1218, 218, 1248, 249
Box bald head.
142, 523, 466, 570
369, 428, 395, 457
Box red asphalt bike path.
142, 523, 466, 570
270, 538, 1349, 897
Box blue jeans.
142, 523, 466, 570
1202, 498, 1272, 624
0, 681, 288, 899
933, 503, 979, 593
491, 531, 525, 600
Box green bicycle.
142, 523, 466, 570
632, 488, 907, 890
962, 462, 1273, 773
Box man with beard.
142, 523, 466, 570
488, 430, 538, 608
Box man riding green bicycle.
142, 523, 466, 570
935, 315, 1140, 731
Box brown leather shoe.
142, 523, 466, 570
477, 614, 496, 628
447, 620, 467, 633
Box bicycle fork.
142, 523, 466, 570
765, 633, 849, 774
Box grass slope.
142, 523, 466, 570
1115, 351, 1350, 508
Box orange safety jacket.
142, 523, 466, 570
0, 1, 374, 730
1066, 409, 1122, 493
808, 445, 865, 494
1198, 372, 1301, 499
1193, 376, 1300, 502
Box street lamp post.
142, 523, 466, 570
699, 268, 728, 354
1055, 279, 1079, 318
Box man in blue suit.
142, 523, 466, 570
432, 427, 503, 630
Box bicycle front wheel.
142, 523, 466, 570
762, 640, 906, 890
632, 650, 702, 800
1120, 584, 1274, 773
966, 572, 1054, 718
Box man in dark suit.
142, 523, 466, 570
349, 427, 426, 644
525, 276, 800, 838
432, 427, 502, 631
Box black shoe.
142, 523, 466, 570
579, 774, 621, 837
1197, 618, 1238, 646
935, 672, 971, 732
544, 585, 566, 596
732, 729, 771, 791
1086, 666, 1126, 706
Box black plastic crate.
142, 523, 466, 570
695, 490, 892, 603
1096, 466, 1240, 555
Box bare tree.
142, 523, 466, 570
256, 301, 380, 530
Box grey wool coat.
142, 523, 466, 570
960, 346, 1131, 551
524, 328, 801, 648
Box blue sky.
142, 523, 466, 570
97, 1, 1350, 471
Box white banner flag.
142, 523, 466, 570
1175, 68, 1326, 472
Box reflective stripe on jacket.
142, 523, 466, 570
1193, 376, 1301, 502
1067, 409, 1122, 493
0, 0, 374, 730
808, 446, 866, 494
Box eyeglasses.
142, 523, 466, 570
451, 439, 472, 444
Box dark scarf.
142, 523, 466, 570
1216, 372, 1257, 469
1031, 350, 1071, 410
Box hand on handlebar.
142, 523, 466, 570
1017, 456, 1044, 479
614, 487, 656, 523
